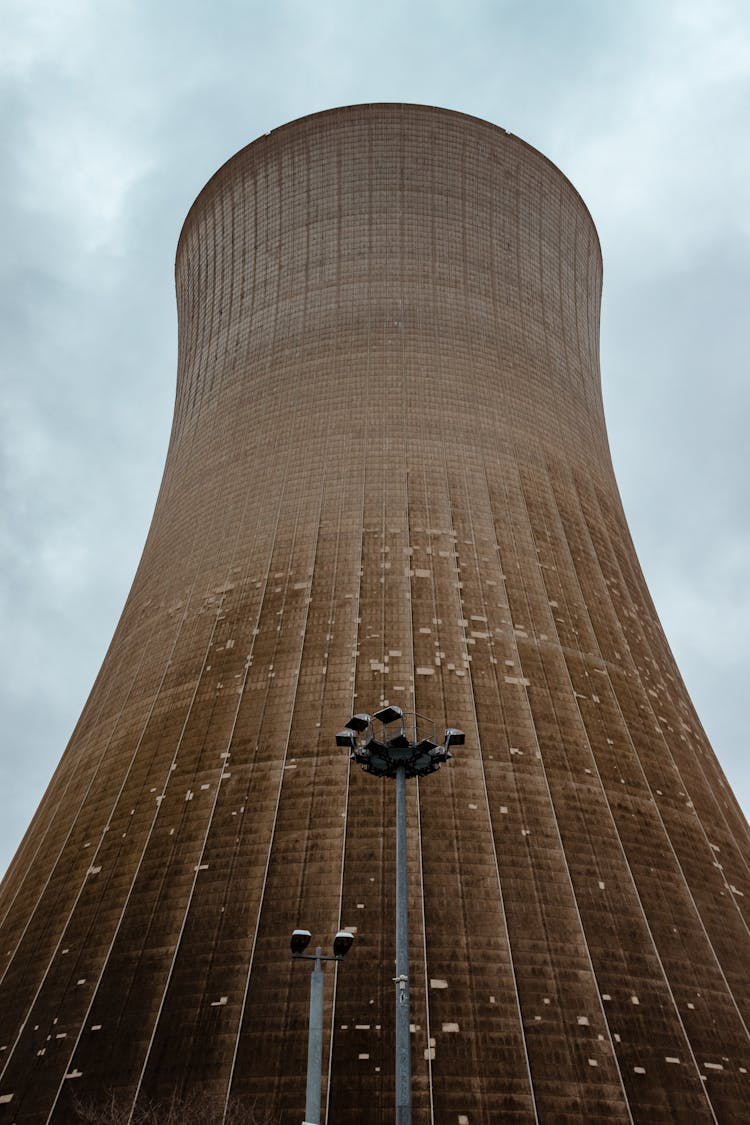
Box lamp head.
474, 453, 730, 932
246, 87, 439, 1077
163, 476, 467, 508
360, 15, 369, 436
373, 705, 403, 726
332, 930, 354, 958
444, 728, 465, 747
336, 729, 357, 748
389, 731, 410, 748
346, 713, 371, 733
290, 929, 312, 956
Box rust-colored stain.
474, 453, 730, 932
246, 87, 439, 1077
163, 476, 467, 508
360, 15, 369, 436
1, 105, 749, 1123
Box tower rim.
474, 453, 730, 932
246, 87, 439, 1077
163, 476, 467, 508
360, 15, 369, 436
174, 101, 603, 271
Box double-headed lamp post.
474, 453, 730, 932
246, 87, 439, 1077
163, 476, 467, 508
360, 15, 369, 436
291, 928, 354, 1125
336, 707, 464, 1125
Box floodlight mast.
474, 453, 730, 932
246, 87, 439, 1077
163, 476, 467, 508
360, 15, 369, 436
394, 759, 410, 1123
291, 930, 354, 1125
339, 708, 463, 1125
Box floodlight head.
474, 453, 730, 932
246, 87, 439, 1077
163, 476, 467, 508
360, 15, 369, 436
346, 713, 371, 733
333, 930, 354, 958
336, 729, 357, 748
290, 929, 312, 955
389, 731, 410, 748
413, 738, 438, 754
444, 728, 465, 747
373, 705, 403, 725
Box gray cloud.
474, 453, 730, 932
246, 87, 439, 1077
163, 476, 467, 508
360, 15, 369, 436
1, 0, 748, 872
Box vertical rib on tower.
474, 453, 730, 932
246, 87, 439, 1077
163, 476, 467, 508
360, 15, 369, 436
2, 104, 750, 1124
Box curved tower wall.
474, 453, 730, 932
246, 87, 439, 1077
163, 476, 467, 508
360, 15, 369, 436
2, 104, 750, 1124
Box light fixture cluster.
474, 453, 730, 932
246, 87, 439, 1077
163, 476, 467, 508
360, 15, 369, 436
335, 705, 465, 779
290, 929, 354, 960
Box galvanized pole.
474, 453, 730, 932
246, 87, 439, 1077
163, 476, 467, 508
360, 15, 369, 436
394, 764, 412, 1125
304, 948, 324, 1125
338, 707, 460, 1122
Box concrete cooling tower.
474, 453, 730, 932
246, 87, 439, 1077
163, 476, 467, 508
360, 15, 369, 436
2, 104, 749, 1124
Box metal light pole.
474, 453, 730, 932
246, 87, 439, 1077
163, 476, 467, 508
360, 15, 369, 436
394, 761, 410, 1123
291, 928, 354, 1125
337, 707, 464, 1125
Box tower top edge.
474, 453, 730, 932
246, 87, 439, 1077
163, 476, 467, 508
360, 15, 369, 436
175, 103, 602, 267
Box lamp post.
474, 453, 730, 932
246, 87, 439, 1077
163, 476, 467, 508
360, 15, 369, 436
291, 928, 354, 1125
336, 707, 464, 1125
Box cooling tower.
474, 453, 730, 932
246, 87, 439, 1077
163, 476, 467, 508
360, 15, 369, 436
2, 104, 750, 1124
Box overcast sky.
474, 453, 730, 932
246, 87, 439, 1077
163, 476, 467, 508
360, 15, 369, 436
1, 0, 748, 876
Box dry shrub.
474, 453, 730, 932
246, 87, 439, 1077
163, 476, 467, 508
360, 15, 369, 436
71, 1089, 274, 1124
